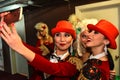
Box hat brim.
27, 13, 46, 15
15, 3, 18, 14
87, 24, 117, 49
51, 28, 76, 39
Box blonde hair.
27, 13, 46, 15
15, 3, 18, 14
34, 22, 49, 39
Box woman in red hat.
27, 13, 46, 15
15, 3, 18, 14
79, 29, 116, 80
78, 19, 119, 80
0, 19, 82, 80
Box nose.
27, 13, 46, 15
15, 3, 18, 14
60, 35, 65, 42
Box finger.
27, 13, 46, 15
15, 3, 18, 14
1, 17, 4, 23
0, 12, 10, 17
0, 17, 4, 27
2, 22, 12, 35
0, 31, 8, 43
10, 23, 18, 34
0, 23, 11, 39
0, 26, 11, 39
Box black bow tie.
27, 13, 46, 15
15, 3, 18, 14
50, 55, 61, 61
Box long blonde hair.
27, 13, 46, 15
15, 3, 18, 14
34, 22, 49, 39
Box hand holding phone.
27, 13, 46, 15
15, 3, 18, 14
0, 7, 23, 25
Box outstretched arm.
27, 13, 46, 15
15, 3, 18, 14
0, 22, 77, 77
0, 21, 35, 62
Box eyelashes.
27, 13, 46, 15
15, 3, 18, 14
88, 30, 100, 34
55, 33, 71, 37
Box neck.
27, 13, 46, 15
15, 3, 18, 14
56, 49, 68, 56
91, 46, 104, 56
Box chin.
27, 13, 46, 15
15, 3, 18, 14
58, 47, 68, 51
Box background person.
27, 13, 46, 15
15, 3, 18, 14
34, 22, 53, 56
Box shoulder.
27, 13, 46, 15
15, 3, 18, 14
99, 56, 108, 61
67, 56, 83, 71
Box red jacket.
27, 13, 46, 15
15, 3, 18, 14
23, 42, 77, 80
82, 59, 110, 80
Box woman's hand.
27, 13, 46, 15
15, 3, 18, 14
0, 12, 10, 17
0, 21, 23, 51
0, 21, 35, 62
110, 70, 116, 80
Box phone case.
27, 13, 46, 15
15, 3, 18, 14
0, 7, 23, 25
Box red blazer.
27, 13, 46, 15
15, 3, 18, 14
82, 59, 110, 80
97, 61, 110, 80
23, 42, 77, 80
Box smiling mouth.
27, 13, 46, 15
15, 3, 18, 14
60, 44, 66, 46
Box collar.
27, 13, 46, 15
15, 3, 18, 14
53, 51, 70, 60
89, 52, 107, 59
50, 51, 70, 63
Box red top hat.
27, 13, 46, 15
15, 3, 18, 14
51, 20, 76, 39
87, 19, 119, 49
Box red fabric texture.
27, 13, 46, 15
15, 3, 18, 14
94, 60, 110, 80
29, 54, 77, 80
23, 42, 43, 55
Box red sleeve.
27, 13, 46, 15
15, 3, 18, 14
97, 61, 110, 80
29, 54, 77, 77
36, 40, 41, 47
23, 41, 43, 55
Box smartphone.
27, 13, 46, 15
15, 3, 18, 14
0, 7, 23, 25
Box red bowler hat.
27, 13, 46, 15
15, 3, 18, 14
87, 19, 119, 49
51, 20, 76, 39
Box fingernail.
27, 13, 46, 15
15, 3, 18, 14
0, 26, 2, 29
11, 23, 15, 27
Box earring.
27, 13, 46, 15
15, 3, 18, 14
54, 45, 57, 52
70, 44, 75, 56
104, 45, 108, 54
